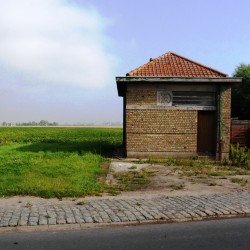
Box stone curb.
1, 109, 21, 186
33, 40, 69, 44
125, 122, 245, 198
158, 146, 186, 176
0, 213, 249, 234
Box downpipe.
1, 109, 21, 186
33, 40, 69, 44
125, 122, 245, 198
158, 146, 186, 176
218, 86, 223, 161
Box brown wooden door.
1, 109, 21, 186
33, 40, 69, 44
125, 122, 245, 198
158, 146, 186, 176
197, 111, 216, 155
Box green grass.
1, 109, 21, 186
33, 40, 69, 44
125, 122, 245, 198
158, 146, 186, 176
0, 127, 122, 156
111, 170, 153, 192
0, 127, 122, 198
231, 177, 248, 186
169, 183, 185, 190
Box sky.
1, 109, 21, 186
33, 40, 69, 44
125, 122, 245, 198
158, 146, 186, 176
0, 0, 249, 124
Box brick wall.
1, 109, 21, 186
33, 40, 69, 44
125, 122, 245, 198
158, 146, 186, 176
219, 87, 231, 158
126, 110, 197, 134
125, 83, 231, 159
127, 133, 197, 152
231, 120, 250, 148
127, 89, 157, 106
126, 84, 198, 157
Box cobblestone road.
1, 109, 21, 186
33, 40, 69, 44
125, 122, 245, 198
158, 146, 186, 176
0, 192, 250, 228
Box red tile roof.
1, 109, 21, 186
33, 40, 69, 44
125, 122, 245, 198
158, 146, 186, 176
127, 52, 227, 77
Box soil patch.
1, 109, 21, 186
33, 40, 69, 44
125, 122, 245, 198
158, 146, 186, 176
106, 161, 250, 197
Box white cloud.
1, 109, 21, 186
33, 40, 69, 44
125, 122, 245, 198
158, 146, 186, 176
0, 0, 117, 89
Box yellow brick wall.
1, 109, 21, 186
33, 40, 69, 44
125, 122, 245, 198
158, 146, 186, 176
221, 87, 231, 155
126, 89, 157, 106
127, 110, 197, 134
127, 133, 197, 152
125, 83, 231, 159
126, 109, 197, 153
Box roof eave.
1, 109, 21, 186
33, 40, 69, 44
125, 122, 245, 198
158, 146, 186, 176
116, 76, 242, 83
116, 76, 242, 97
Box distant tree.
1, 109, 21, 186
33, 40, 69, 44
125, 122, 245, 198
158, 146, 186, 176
15, 120, 58, 126
232, 64, 250, 119
2, 122, 7, 126
31, 121, 37, 126
39, 120, 49, 126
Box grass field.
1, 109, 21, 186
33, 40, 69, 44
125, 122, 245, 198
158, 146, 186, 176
0, 127, 122, 198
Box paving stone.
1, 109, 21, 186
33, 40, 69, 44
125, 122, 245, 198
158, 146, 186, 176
99, 211, 109, 219
148, 211, 166, 220
0, 217, 11, 227
179, 211, 192, 218
57, 216, 66, 224
202, 209, 216, 216
132, 212, 146, 221
162, 212, 177, 220
66, 216, 75, 224
48, 218, 57, 225
210, 207, 226, 215
192, 210, 208, 217
18, 217, 29, 226
74, 216, 84, 223
84, 217, 93, 223
38, 216, 48, 225
8, 217, 20, 227
1, 191, 250, 227
240, 206, 250, 214
185, 210, 200, 218
124, 211, 140, 221
101, 217, 112, 223
173, 213, 186, 220
28, 217, 39, 226
109, 215, 121, 222
92, 215, 103, 223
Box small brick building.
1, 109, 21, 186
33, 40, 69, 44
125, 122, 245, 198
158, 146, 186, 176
116, 52, 241, 160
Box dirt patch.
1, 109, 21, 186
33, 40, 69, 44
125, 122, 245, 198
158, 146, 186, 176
106, 161, 250, 197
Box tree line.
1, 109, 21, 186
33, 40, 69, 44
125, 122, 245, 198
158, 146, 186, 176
2, 120, 59, 126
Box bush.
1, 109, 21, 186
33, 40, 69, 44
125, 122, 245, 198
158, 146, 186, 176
230, 144, 249, 167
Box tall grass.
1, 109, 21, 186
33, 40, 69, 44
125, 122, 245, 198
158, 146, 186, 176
230, 144, 250, 168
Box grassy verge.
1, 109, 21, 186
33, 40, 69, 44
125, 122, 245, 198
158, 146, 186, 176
0, 127, 122, 198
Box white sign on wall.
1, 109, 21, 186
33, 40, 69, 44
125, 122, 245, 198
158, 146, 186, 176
157, 91, 173, 106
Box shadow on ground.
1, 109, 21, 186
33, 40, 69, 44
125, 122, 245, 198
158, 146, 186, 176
17, 141, 122, 157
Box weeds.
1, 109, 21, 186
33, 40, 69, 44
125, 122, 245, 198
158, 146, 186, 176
230, 144, 249, 168
231, 178, 248, 186
111, 170, 153, 191
76, 201, 87, 206
208, 182, 217, 186
169, 183, 185, 190
128, 165, 137, 170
